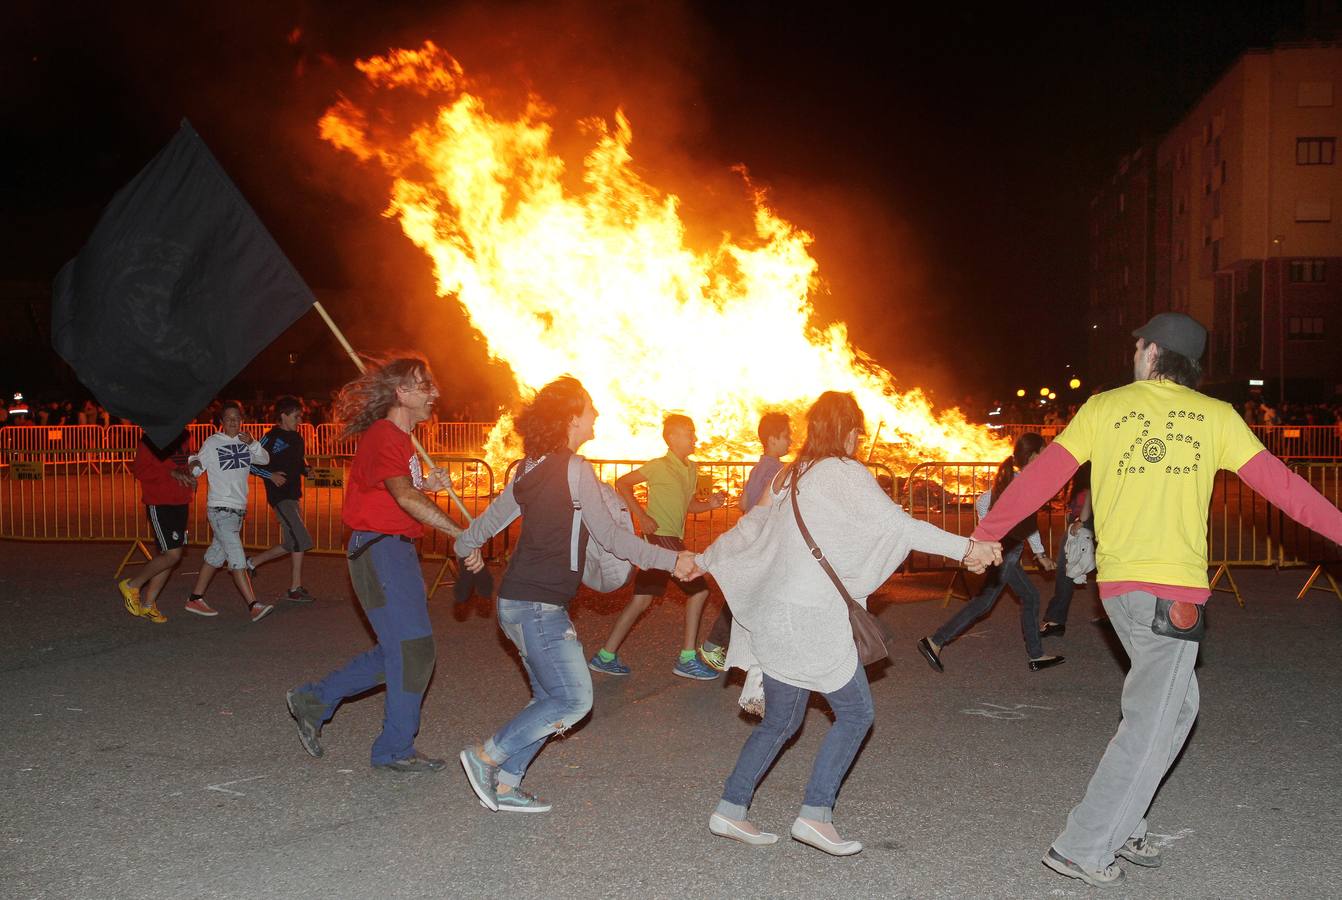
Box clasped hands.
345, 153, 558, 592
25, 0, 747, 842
673, 550, 703, 581
961, 539, 1003, 574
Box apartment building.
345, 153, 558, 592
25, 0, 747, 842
1089, 41, 1341, 400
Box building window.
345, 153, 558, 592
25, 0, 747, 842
1296, 137, 1335, 165
1176, 194, 1187, 216
1212, 240, 1220, 271
1202, 225, 1211, 247
1220, 160, 1227, 184
1296, 199, 1333, 222
1118, 192, 1126, 213
1288, 260, 1327, 283
1176, 240, 1186, 262
1287, 316, 1325, 340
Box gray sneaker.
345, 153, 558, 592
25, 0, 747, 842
1042, 847, 1125, 887
285, 689, 325, 758
459, 746, 499, 811
494, 787, 552, 813
1116, 836, 1163, 868
287, 586, 315, 603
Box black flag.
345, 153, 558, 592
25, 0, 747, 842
52, 120, 315, 448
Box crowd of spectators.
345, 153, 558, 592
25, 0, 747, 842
988, 396, 1342, 431
1, 391, 496, 428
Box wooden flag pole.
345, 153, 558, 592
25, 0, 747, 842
866, 421, 884, 463
312, 300, 474, 523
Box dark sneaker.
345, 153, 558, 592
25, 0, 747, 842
916, 637, 944, 672
494, 787, 552, 813
459, 746, 499, 811
285, 689, 325, 758
1039, 620, 1066, 638
1042, 847, 1125, 887
287, 586, 315, 603
673, 656, 719, 680
374, 751, 446, 774
1116, 836, 1163, 868
588, 652, 631, 676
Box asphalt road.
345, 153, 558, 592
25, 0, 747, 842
2, 541, 1340, 899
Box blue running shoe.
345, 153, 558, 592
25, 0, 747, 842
588, 653, 631, 676
494, 787, 552, 813
673, 656, 719, 680
459, 746, 499, 811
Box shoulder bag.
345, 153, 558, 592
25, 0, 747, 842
790, 468, 893, 666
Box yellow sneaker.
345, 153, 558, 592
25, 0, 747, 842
118, 578, 142, 617
141, 602, 167, 623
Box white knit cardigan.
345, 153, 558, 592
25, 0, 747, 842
698, 457, 970, 693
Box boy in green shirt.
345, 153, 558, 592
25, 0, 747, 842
589, 414, 726, 679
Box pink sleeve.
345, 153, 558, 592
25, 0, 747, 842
972, 443, 1079, 542
1237, 451, 1342, 546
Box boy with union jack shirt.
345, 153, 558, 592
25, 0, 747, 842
185, 401, 273, 622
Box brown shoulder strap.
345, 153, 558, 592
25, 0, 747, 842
790, 468, 860, 612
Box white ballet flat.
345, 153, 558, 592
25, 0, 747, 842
709, 812, 779, 846
790, 817, 863, 856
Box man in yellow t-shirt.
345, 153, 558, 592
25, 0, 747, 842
974, 312, 1342, 888
588, 414, 726, 680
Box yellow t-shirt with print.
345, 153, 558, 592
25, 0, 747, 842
640, 452, 696, 538
1054, 380, 1264, 590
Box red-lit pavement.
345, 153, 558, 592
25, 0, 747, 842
3, 542, 1339, 898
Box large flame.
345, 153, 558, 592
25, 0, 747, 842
320, 42, 1007, 473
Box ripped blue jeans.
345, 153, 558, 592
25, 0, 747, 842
484, 598, 594, 788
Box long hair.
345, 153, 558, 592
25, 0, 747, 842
515, 375, 589, 459
989, 431, 1045, 509
1149, 344, 1203, 388
791, 391, 865, 485
335, 355, 428, 440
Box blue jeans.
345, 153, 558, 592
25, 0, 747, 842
484, 598, 594, 788
1044, 519, 1093, 625
716, 667, 874, 823
932, 543, 1045, 660
301, 532, 434, 766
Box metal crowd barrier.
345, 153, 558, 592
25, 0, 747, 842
0, 448, 494, 564
0, 423, 497, 467
1281, 462, 1342, 601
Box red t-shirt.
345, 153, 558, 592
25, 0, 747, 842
342, 419, 425, 538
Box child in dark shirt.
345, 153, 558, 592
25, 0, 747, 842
248, 396, 316, 602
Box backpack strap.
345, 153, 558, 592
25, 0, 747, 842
566, 455, 585, 574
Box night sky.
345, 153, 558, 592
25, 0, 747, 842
2, 1, 1296, 410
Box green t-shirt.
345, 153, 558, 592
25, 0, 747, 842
640, 451, 696, 538
1054, 380, 1264, 589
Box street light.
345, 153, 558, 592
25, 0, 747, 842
1048, 392, 1057, 400
1068, 377, 1081, 390
1039, 387, 1050, 397
1016, 388, 1026, 398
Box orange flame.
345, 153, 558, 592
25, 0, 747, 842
321, 42, 1008, 473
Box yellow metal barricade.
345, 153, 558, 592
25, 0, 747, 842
1280, 462, 1342, 602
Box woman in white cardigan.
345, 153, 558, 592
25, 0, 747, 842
695, 392, 999, 856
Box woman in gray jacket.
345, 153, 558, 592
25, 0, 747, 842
455, 376, 695, 813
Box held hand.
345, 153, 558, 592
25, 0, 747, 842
962, 540, 1002, 574
462, 549, 484, 573
423, 467, 452, 492
710, 491, 728, 509
271, 472, 288, 487
170, 470, 196, 488
1067, 521, 1081, 536
237, 432, 253, 445
1037, 555, 1058, 573
672, 550, 698, 581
